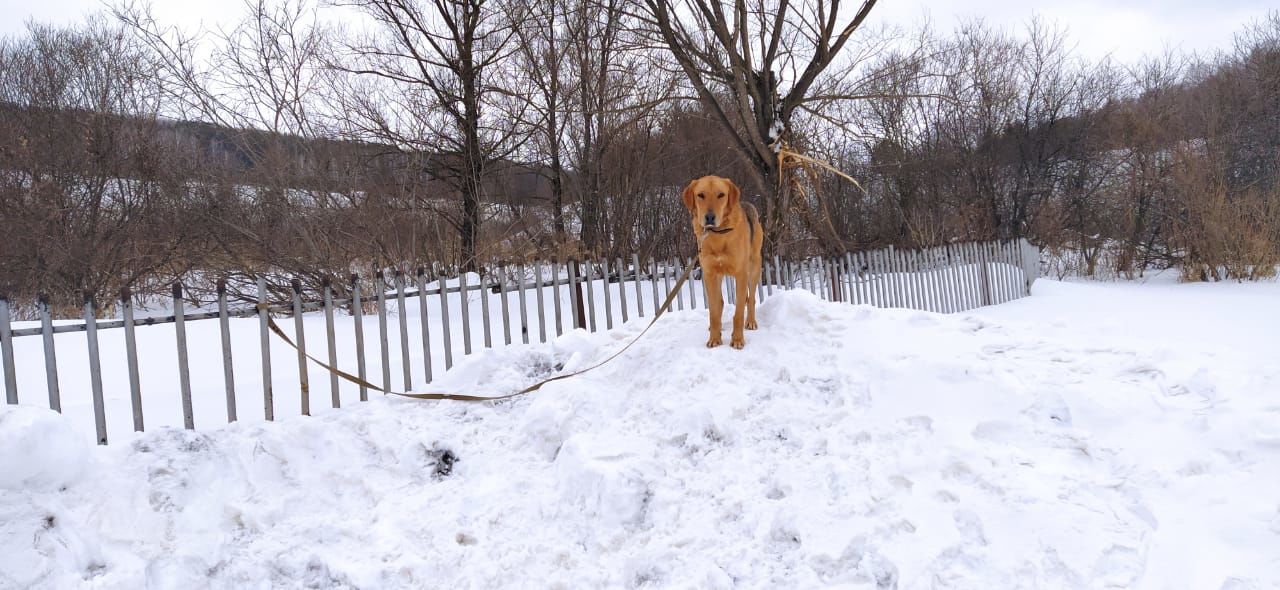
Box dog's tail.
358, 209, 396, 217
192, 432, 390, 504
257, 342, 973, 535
743, 201, 760, 244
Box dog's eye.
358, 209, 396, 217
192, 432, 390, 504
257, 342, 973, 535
697, 193, 704, 199
717, 193, 724, 199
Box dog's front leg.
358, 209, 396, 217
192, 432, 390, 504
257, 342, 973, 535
731, 273, 748, 349
704, 271, 724, 347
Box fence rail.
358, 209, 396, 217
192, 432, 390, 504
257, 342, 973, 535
0, 239, 1039, 444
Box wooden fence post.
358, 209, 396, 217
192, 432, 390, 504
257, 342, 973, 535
217, 279, 237, 422
0, 295, 15, 405
174, 283, 194, 429
395, 271, 412, 389
83, 292, 107, 444
323, 277, 340, 408
257, 277, 274, 420
351, 274, 369, 400
291, 279, 310, 415
416, 268, 434, 383
39, 294, 62, 413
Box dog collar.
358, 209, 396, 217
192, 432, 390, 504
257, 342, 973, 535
703, 226, 734, 234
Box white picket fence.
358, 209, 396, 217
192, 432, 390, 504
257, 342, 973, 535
0, 239, 1039, 444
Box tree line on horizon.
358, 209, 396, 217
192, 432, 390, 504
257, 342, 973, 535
1, 1, 1277, 316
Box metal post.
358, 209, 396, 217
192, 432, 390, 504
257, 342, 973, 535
217, 280, 237, 422
39, 295, 61, 413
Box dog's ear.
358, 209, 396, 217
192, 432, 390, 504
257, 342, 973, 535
726, 179, 741, 209
681, 181, 697, 212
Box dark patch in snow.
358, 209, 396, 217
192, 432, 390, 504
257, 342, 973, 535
431, 447, 458, 478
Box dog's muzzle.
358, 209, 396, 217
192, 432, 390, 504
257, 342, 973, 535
703, 212, 716, 227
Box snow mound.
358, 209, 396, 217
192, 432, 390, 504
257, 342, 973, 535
2, 284, 1279, 589
0, 405, 90, 491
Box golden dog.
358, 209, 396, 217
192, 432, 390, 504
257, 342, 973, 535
682, 175, 764, 349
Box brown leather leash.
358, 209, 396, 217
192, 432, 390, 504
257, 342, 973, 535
264, 257, 700, 402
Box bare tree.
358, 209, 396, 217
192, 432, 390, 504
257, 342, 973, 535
335, 0, 529, 271
638, 0, 885, 252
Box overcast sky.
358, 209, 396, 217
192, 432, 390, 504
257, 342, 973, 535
1, 0, 1274, 64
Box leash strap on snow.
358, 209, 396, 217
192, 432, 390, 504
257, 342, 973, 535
263, 257, 699, 403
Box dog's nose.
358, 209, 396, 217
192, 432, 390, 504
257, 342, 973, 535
703, 212, 716, 226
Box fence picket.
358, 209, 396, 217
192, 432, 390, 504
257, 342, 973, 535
0, 295, 13, 405
257, 277, 273, 420
651, 258, 662, 315
585, 261, 598, 331
516, 264, 530, 345
290, 279, 310, 416
438, 269, 453, 370
687, 257, 699, 309
398, 271, 413, 387
633, 254, 645, 318
602, 257, 614, 330
218, 280, 238, 421
351, 274, 368, 401
567, 260, 582, 331
534, 262, 548, 341
376, 271, 392, 388
119, 289, 141, 429
499, 266, 512, 346
459, 270, 472, 354
416, 269, 433, 384
549, 260, 562, 336
323, 278, 340, 409
174, 283, 195, 429
479, 270, 493, 349
83, 293, 106, 444
39, 295, 62, 413
1006, 241, 1020, 302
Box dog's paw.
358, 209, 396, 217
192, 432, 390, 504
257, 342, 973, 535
706, 334, 723, 348
745, 319, 758, 330
731, 334, 745, 349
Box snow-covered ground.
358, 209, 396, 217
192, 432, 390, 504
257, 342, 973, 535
2, 275, 1279, 588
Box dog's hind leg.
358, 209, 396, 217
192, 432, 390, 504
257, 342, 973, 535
731, 275, 749, 349
745, 265, 760, 331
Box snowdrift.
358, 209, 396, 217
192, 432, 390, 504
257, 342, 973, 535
2, 281, 1279, 589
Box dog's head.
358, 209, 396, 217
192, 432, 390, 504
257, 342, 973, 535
681, 175, 740, 231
